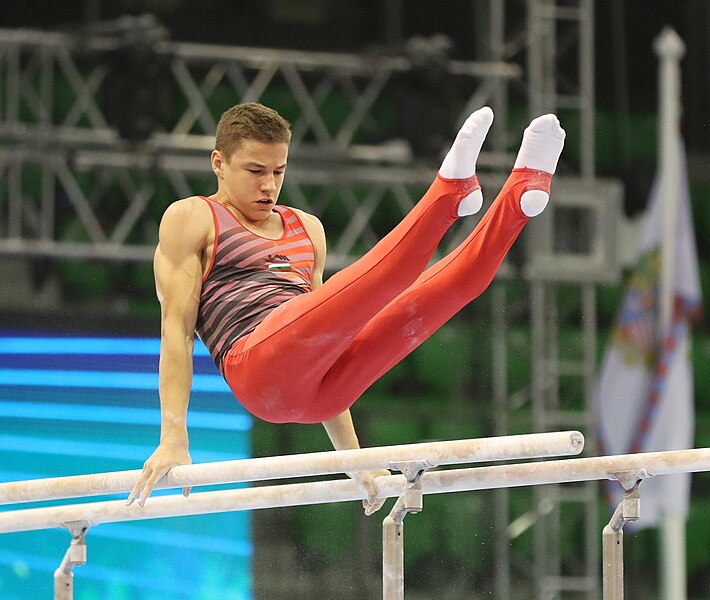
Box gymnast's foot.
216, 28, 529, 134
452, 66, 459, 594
439, 106, 494, 216
513, 114, 566, 217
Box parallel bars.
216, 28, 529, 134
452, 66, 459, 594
2, 431, 710, 600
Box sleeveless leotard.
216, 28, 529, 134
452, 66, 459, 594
195, 197, 316, 370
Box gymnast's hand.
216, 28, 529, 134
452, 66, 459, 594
127, 442, 192, 508
349, 469, 390, 516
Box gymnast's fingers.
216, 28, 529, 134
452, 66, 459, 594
127, 468, 151, 506
137, 467, 166, 508
359, 470, 389, 515
363, 496, 386, 516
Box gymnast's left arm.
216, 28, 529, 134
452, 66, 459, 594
294, 208, 326, 290
321, 411, 389, 516
296, 209, 389, 515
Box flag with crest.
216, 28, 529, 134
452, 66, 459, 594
596, 141, 701, 527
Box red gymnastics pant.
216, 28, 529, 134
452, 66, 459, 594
223, 167, 552, 424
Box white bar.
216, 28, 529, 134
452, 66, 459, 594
1, 447, 708, 535
0, 431, 584, 505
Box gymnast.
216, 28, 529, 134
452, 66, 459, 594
128, 102, 565, 514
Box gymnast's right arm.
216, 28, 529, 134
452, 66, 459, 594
128, 198, 209, 507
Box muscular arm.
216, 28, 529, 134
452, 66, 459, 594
323, 410, 388, 516
155, 204, 204, 445
128, 198, 210, 506
297, 211, 363, 451
297, 211, 358, 447
297, 210, 388, 514
295, 208, 326, 291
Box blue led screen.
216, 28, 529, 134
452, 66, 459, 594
0, 336, 253, 600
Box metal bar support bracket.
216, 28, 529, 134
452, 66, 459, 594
603, 468, 651, 600
382, 459, 436, 600
388, 458, 435, 514
54, 520, 90, 600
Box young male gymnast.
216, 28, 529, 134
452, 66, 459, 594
128, 102, 565, 514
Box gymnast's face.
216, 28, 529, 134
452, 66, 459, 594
211, 139, 289, 224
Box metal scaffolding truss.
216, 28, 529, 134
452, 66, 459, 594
531, 3, 600, 598
526, 0, 595, 178
0, 24, 521, 264
0, 144, 503, 269
490, 2, 604, 600
0, 26, 520, 158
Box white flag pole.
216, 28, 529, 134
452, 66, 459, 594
653, 26, 686, 600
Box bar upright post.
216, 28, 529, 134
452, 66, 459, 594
602, 470, 647, 600
54, 521, 89, 600
382, 460, 432, 600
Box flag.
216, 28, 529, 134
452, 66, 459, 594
596, 140, 701, 527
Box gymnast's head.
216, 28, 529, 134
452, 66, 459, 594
214, 102, 292, 160
210, 103, 292, 203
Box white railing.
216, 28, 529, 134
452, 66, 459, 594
2, 431, 709, 600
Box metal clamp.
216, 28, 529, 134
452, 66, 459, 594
608, 469, 651, 527
609, 468, 650, 491
388, 459, 435, 514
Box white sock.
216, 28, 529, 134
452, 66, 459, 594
513, 114, 566, 217
513, 114, 565, 173
439, 106, 494, 217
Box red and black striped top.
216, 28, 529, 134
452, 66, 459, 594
195, 197, 316, 370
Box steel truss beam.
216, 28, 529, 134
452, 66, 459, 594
0, 27, 520, 157
0, 26, 521, 264
0, 145, 512, 270
490, 2, 602, 599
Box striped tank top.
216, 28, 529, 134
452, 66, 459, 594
195, 197, 316, 370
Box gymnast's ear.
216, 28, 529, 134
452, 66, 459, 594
211, 150, 224, 179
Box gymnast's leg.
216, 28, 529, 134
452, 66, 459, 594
308, 114, 566, 421
223, 108, 494, 421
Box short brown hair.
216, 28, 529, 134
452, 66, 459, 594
215, 103, 292, 158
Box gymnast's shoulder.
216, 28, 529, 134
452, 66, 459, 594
290, 207, 325, 241
158, 196, 214, 241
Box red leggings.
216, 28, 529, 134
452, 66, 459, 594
223, 168, 551, 423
